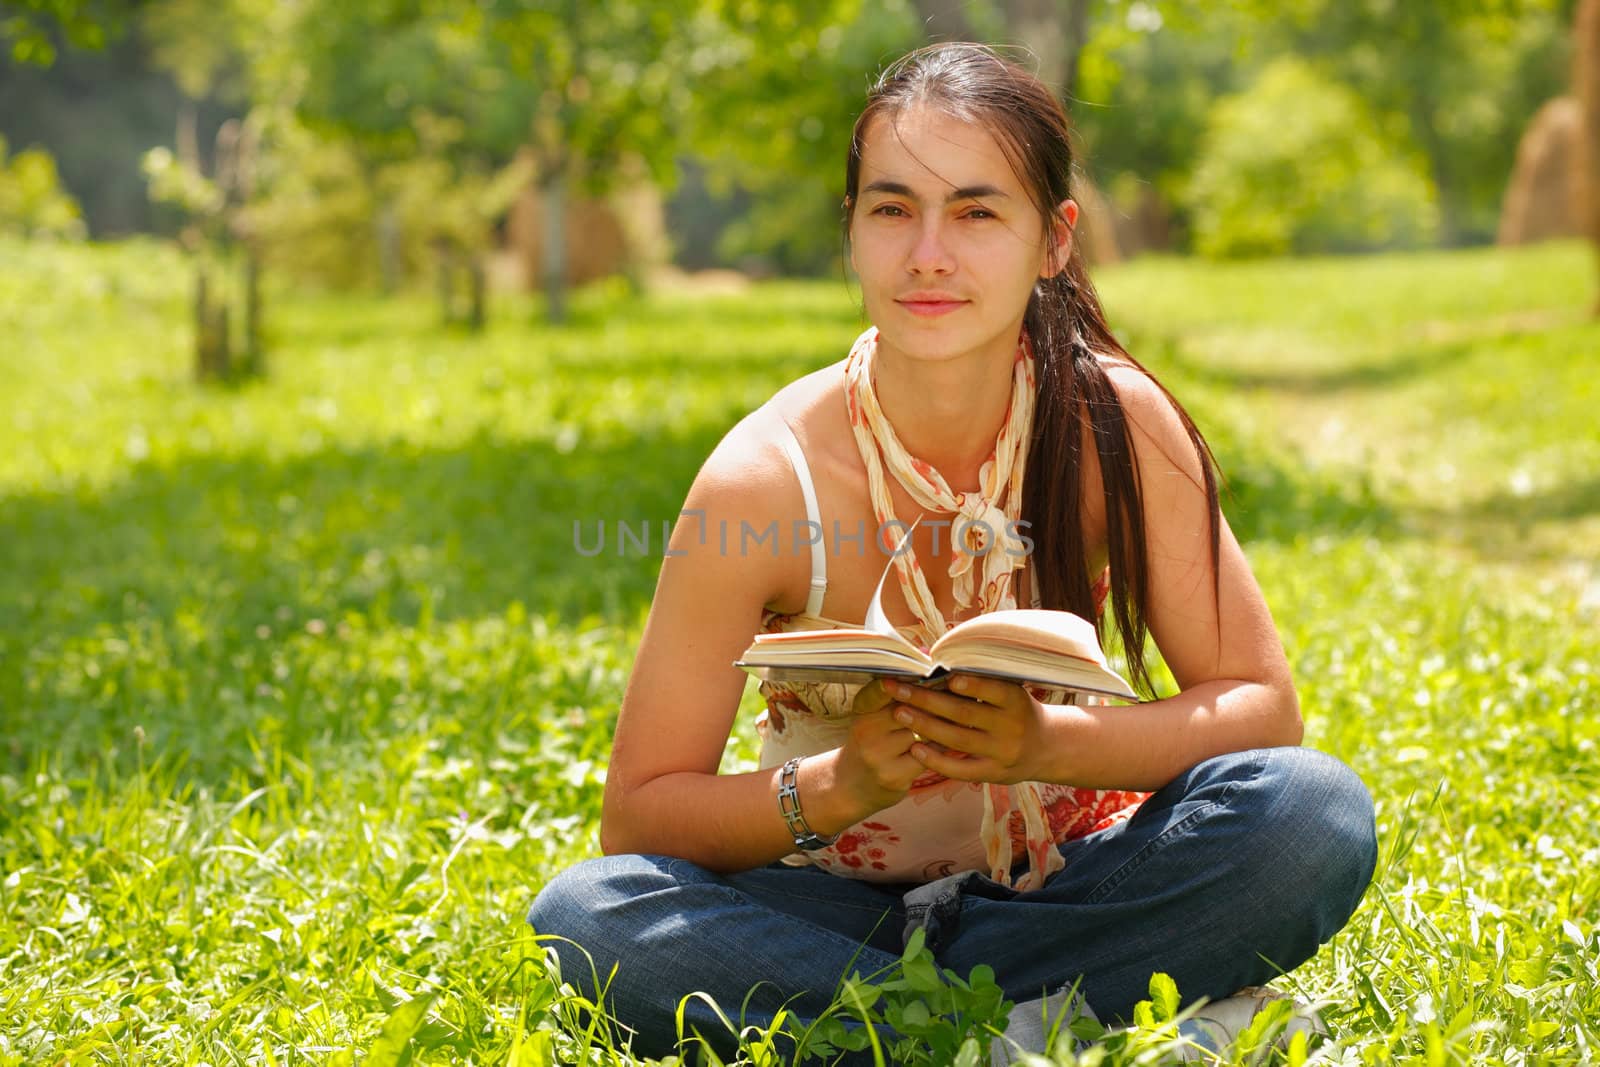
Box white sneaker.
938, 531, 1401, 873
989, 985, 1096, 1065
1174, 986, 1328, 1061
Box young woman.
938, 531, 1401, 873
530, 43, 1377, 1062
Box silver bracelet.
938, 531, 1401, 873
778, 757, 838, 851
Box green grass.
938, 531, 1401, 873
1, 235, 1596, 1065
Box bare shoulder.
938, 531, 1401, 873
1098, 357, 1176, 418
691, 409, 790, 509
1096, 357, 1209, 479
690, 363, 840, 511
670, 363, 844, 589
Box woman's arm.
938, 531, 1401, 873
885, 366, 1302, 792
598, 417, 922, 871
1060, 364, 1304, 785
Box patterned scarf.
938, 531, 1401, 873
842, 325, 1066, 891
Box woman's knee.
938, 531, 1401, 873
526, 854, 688, 982
1245, 747, 1379, 924
1272, 747, 1375, 856
1172, 747, 1376, 918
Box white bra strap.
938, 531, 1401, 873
774, 419, 828, 618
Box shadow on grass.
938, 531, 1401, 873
1216, 453, 1395, 546
0, 428, 716, 642
0, 422, 1395, 644
1135, 330, 1477, 395
0, 372, 1396, 778
0, 426, 724, 781
1457, 474, 1600, 525
1402, 471, 1600, 563
275, 279, 865, 351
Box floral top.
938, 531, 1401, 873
755, 569, 1149, 887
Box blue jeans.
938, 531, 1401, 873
527, 747, 1377, 1061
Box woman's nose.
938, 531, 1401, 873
907, 219, 956, 275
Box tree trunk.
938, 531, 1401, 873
911, 0, 975, 40
1060, 0, 1090, 102
177, 97, 200, 172
542, 169, 568, 324
1576, 0, 1600, 313
194, 266, 231, 382
434, 238, 455, 326
243, 249, 263, 377
1408, 95, 1461, 247
979, 0, 1091, 100
194, 265, 232, 382
194, 266, 211, 381
468, 255, 486, 332
214, 302, 231, 380
376, 200, 402, 295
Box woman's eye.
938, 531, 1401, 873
873, 204, 908, 217
963, 207, 995, 220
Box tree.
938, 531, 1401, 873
1185, 59, 1438, 258
143, 118, 268, 381
472, 0, 735, 321
1235, 0, 1571, 245
909, 0, 1091, 98
1071, 5, 1246, 252
288, 0, 531, 316
287, 0, 722, 323
135, 0, 273, 380
0, 132, 85, 237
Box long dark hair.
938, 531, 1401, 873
842, 43, 1221, 696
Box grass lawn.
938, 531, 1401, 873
1, 235, 1596, 1065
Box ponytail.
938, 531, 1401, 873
1023, 251, 1221, 697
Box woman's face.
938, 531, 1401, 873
849, 105, 1073, 366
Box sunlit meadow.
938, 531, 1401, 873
1, 236, 1595, 1065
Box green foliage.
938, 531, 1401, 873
1, 0, 1579, 271
0, 133, 84, 239
1073, 4, 1247, 244
279, 0, 786, 299
687, 0, 923, 274
291, 0, 722, 185
234, 113, 534, 290
1, 236, 1597, 1064
1073, 0, 1568, 254
1185, 59, 1438, 259
367, 992, 441, 1067
140, 143, 225, 217
1251, 0, 1572, 243
224, 118, 377, 288
829, 928, 1012, 1065
137, 0, 260, 103
0, 0, 131, 65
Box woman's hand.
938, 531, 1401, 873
829, 678, 926, 816
885, 673, 1051, 784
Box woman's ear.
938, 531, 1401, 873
1042, 198, 1078, 278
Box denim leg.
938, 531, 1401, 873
526, 854, 906, 1060
927, 747, 1378, 1022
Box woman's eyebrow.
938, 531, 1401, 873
862, 180, 1010, 202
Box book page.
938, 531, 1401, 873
932, 609, 1101, 664
861, 517, 920, 642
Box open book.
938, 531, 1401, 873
734, 549, 1136, 701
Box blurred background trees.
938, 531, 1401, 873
0, 130, 83, 238
0, 0, 1589, 312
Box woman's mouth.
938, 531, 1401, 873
897, 296, 968, 317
